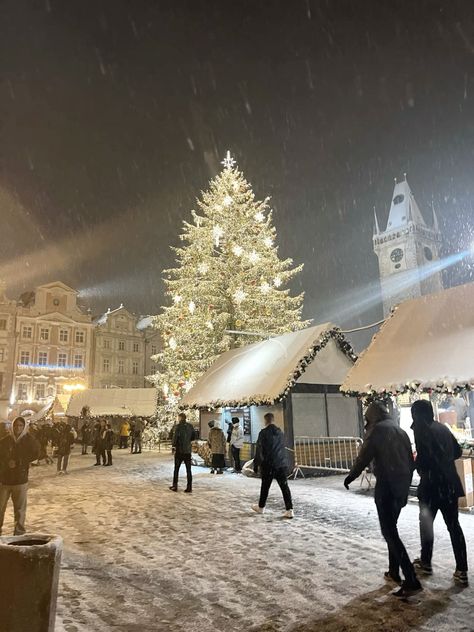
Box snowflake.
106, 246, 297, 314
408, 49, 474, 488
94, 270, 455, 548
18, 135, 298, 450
188, 301, 196, 314
173, 295, 182, 304
233, 289, 247, 304
254, 211, 265, 222
263, 236, 273, 247
198, 263, 209, 274
273, 276, 282, 288
223, 195, 233, 207
248, 250, 260, 264
206, 320, 214, 330
221, 150, 236, 169
260, 282, 271, 294
168, 337, 177, 350
232, 245, 243, 257
213, 224, 224, 247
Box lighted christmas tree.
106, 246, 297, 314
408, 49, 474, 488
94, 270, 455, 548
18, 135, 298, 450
151, 152, 308, 421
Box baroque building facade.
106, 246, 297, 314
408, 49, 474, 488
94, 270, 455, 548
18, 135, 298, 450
373, 177, 443, 317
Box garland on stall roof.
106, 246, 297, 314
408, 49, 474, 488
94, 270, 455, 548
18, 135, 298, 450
343, 380, 474, 401
181, 327, 358, 410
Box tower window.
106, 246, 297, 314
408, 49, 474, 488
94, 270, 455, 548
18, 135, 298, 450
424, 247, 433, 261
390, 248, 404, 263
393, 194, 404, 205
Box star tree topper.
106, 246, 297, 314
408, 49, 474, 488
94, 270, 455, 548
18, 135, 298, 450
221, 150, 236, 170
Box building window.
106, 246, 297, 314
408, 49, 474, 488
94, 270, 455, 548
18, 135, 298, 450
151, 345, 157, 355
75, 330, 85, 344
40, 328, 50, 341
103, 359, 110, 373
118, 359, 124, 374
74, 354, 83, 369
132, 361, 139, 375
151, 363, 157, 373
17, 382, 28, 400
38, 351, 48, 366
0, 319, 6, 330
118, 340, 125, 351
103, 339, 111, 350
133, 342, 139, 353
22, 325, 32, 339
20, 350, 30, 365
59, 329, 69, 343
0, 348, 5, 362
35, 383, 46, 400
56, 384, 63, 394
58, 353, 67, 367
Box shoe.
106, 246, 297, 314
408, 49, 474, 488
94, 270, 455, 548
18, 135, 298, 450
453, 570, 469, 586
184, 488, 192, 493
283, 509, 294, 519
251, 504, 265, 514
392, 580, 423, 598
62, 471, 68, 475
94, 463, 101, 466
384, 571, 402, 585
413, 558, 433, 575
56, 471, 63, 475
216, 470, 223, 474
169, 486, 178, 492
210, 469, 215, 474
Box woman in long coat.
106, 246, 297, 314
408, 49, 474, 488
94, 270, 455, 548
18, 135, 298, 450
207, 421, 226, 474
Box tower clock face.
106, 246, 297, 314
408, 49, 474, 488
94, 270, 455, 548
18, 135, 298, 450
424, 246, 433, 261
390, 248, 404, 263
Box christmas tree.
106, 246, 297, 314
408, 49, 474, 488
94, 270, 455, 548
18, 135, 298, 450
151, 152, 308, 421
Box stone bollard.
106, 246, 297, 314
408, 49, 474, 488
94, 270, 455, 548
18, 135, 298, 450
0, 534, 63, 632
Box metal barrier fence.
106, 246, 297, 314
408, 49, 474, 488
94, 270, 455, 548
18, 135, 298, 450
294, 436, 362, 473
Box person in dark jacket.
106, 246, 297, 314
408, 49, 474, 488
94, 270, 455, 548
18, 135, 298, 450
56, 421, 76, 475
102, 422, 115, 466
81, 420, 91, 455
252, 413, 294, 518
0, 417, 39, 535
344, 401, 421, 598
411, 400, 468, 586
93, 419, 107, 466
169, 413, 195, 492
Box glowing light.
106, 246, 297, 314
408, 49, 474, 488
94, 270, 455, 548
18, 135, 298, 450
169, 337, 177, 350
173, 295, 182, 304
221, 151, 236, 169
233, 289, 247, 304
232, 245, 243, 257
273, 276, 282, 288
213, 224, 224, 247
248, 250, 260, 264
264, 236, 273, 248
254, 211, 265, 222
198, 263, 209, 274
260, 282, 271, 294
188, 301, 196, 314
163, 383, 169, 396
63, 383, 86, 392
206, 321, 214, 330
223, 195, 233, 207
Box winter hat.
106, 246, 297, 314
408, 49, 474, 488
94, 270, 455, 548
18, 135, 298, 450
231, 417, 240, 425
208, 420, 215, 428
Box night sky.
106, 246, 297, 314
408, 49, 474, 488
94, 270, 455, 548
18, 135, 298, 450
1, 1, 474, 337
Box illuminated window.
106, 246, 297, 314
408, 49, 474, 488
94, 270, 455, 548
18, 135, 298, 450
17, 383, 28, 400
35, 383, 46, 400
74, 354, 83, 368
22, 325, 32, 339
75, 330, 85, 344
59, 329, 69, 342
58, 353, 67, 367
40, 328, 50, 341
38, 351, 48, 366
20, 351, 30, 365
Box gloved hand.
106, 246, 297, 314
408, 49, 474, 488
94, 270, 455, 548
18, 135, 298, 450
343, 475, 353, 490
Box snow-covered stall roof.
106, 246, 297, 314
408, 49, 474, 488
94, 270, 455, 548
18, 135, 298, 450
66, 388, 157, 418
181, 324, 357, 409
341, 282, 474, 396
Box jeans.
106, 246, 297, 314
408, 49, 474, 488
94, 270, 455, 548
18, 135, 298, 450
259, 466, 293, 510
173, 453, 192, 490
0, 483, 28, 535
57, 454, 69, 472
419, 495, 468, 572
231, 446, 241, 472
134, 434, 142, 453
375, 485, 418, 585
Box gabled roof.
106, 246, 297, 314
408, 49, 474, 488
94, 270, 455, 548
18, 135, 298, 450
66, 388, 157, 418
37, 281, 78, 294
341, 282, 474, 396
385, 179, 426, 232
181, 324, 357, 409
93, 304, 131, 326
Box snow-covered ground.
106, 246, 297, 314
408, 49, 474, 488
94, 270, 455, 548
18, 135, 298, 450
7, 450, 473, 632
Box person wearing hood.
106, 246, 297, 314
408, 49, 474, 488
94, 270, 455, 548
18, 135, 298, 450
411, 400, 468, 586
207, 420, 226, 474
230, 417, 244, 473
252, 412, 294, 519
0, 416, 40, 535
344, 401, 421, 598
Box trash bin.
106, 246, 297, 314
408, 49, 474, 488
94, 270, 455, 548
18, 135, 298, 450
0, 533, 63, 632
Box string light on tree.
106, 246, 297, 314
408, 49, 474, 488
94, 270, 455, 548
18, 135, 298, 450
260, 282, 271, 294
223, 195, 233, 207
264, 236, 273, 248
254, 211, 265, 222
173, 295, 182, 304
273, 276, 282, 288
232, 245, 243, 257
233, 289, 247, 304
198, 263, 209, 274
248, 250, 260, 264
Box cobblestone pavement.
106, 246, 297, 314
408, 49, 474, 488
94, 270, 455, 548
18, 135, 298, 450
8, 450, 472, 631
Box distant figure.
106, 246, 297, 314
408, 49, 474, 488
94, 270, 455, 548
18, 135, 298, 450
344, 401, 421, 598
252, 412, 293, 519
119, 420, 130, 449
133, 418, 145, 454
103, 422, 115, 466
81, 420, 91, 455
56, 421, 77, 475
207, 420, 226, 474
129, 419, 136, 453
94, 419, 107, 466
230, 417, 244, 473
170, 413, 195, 493
411, 400, 468, 586
0, 417, 39, 535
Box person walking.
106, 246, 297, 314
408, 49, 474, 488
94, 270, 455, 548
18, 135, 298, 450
133, 418, 145, 454
344, 401, 421, 598
93, 419, 107, 466
103, 422, 115, 466
169, 413, 195, 493
411, 400, 468, 586
56, 421, 76, 475
251, 413, 294, 518
207, 420, 226, 474
230, 417, 244, 473
119, 420, 130, 449
0, 417, 39, 535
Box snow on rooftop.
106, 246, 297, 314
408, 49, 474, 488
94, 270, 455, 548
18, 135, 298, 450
341, 282, 474, 395
67, 388, 158, 418
181, 323, 356, 409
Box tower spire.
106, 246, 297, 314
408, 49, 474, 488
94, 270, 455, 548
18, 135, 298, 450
373, 207, 380, 235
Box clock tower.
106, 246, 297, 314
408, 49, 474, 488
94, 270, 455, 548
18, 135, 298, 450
373, 176, 443, 317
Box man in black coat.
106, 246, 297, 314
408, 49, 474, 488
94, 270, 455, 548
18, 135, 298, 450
344, 401, 421, 598
0, 417, 39, 535
170, 413, 195, 493
411, 399, 468, 585
252, 412, 293, 518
